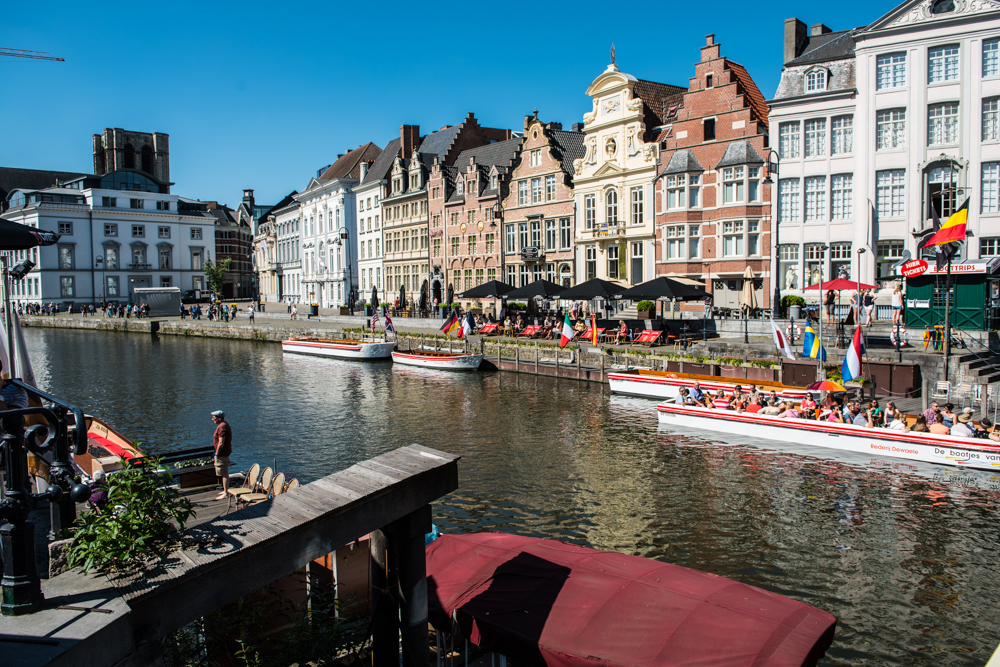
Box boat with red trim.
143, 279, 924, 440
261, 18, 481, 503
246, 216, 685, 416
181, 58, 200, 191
610, 369, 810, 401
391, 349, 483, 371
281, 336, 395, 360
657, 403, 1000, 472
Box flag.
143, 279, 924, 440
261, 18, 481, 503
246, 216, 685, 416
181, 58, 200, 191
11, 310, 35, 387
560, 313, 575, 348
801, 324, 827, 361
370, 308, 380, 332
591, 313, 598, 346
440, 310, 460, 337
923, 199, 969, 247
842, 325, 866, 382
458, 312, 474, 339
770, 318, 795, 360
383, 307, 395, 334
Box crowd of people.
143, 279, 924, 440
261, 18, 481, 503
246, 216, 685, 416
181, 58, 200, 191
674, 383, 999, 440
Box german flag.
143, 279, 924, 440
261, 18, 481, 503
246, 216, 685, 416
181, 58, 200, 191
440, 311, 460, 336
924, 199, 969, 247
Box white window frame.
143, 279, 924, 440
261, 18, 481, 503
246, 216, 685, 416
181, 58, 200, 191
876, 52, 907, 90
831, 174, 853, 221
778, 122, 800, 159
984, 97, 999, 141
778, 179, 801, 223
876, 169, 906, 218
806, 69, 827, 92
876, 109, 906, 150
804, 176, 827, 222
928, 102, 959, 146
928, 44, 960, 83
831, 115, 853, 154
982, 162, 1000, 213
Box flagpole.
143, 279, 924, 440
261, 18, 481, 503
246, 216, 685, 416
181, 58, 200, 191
943, 252, 952, 381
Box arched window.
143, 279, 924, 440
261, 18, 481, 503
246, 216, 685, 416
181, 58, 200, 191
606, 189, 618, 224
141, 145, 153, 174
124, 144, 136, 169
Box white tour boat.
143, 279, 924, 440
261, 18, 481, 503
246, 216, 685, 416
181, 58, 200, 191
391, 349, 483, 371
609, 369, 810, 401
281, 336, 395, 360
656, 403, 1000, 472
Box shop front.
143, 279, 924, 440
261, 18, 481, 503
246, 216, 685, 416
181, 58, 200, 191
903, 258, 1000, 331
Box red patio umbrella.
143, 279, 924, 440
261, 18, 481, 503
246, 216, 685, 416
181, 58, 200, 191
802, 278, 878, 291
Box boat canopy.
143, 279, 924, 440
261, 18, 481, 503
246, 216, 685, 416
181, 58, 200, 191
426, 532, 836, 667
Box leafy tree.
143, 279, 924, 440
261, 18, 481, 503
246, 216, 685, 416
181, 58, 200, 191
203, 258, 232, 295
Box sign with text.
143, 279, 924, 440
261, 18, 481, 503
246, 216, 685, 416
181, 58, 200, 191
900, 259, 928, 277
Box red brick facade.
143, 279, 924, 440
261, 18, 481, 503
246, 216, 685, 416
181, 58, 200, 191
653, 34, 772, 311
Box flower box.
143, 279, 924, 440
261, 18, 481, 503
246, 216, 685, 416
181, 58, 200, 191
746, 367, 778, 382
720, 365, 746, 379
171, 464, 217, 489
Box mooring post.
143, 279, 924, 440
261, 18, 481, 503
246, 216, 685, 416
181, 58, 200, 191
534, 343, 539, 374
386, 505, 432, 667
922, 375, 930, 412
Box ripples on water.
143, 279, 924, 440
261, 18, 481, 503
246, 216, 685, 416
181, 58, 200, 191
26, 328, 1000, 666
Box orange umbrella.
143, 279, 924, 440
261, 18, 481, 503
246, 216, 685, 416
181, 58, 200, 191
806, 380, 846, 391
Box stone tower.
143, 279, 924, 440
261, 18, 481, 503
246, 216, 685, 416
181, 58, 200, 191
92, 128, 170, 184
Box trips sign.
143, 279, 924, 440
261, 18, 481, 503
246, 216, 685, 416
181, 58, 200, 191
900, 259, 929, 277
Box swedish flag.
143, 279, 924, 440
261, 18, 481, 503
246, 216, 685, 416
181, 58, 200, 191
802, 325, 827, 361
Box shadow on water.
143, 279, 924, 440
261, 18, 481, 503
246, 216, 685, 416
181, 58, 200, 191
26, 328, 1000, 666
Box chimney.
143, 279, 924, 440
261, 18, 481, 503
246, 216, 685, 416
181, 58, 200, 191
548, 122, 563, 131
810, 23, 831, 36
400, 124, 420, 158
784, 18, 808, 64
571, 123, 584, 132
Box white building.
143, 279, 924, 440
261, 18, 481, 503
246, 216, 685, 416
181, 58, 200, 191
356, 139, 398, 305
2, 169, 210, 304
769, 0, 1000, 302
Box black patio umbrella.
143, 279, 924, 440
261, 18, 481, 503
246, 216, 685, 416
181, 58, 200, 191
447, 283, 454, 305
505, 279, 565, 300
420, 281, 429, 311
399, 284, 406, 309
556, 278, 624, 301
459, 280, 515, 299
371, 286, 378, 311
618, 277, 709, 302
0, 219, 60, 250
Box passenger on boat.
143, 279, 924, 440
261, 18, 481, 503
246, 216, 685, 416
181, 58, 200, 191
884, 401, 903, 425
853, 406, 874, 428
760, 400, 783, 416
713, 391, 733, 410
909, 414, 931, 432
923, 402, 941, 425
690, 382, 705, 403
767, 390, 779, 405
885, 411, 906, 431
868, 399, 882, 422
950, 409, 975, 437
974, 418, 1000, 441
675, 388, 697, 406
800, 394, 817, 414
743, 398, 762, 414
776, 402, 800, 419
929, 413, 951, 435
941, 403, 957, 428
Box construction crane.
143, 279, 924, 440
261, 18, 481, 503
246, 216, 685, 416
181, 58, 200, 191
0, 48, 64, 61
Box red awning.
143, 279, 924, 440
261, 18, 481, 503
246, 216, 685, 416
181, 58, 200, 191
427, 533, 835, 667
802, 279, 878, 291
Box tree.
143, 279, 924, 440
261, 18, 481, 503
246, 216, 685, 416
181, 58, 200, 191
203, 258, 232, 295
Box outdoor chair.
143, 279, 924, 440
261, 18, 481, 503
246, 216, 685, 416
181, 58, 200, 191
270, 472, 288, 497
931, 381, 951, 402
239, 466, 273, 509
226, 463, 260, 513
953, 382, 976, 409
285, 478, 299, 492
246, 471, 284, 506
478, 323, 499, 336
633, 330, 662, 347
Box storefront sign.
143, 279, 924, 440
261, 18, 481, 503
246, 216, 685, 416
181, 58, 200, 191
907, 299, 931, 309
923, 258, 1000, 275
900, 259, 928, 277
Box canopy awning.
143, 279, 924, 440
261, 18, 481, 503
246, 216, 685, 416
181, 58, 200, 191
505, 279, 565, 300
458, 280, 515, 299
618, 276, 710, 302
427, 532, 836, 667
556, 278, 624, 301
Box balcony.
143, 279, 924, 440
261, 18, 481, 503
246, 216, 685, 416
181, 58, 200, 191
586, 224, 624, 238
128, 263, 152, 270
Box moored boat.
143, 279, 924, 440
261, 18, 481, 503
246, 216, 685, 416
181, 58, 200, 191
391, 349, 483, 371
281, 336, 395, 360
657, 403, 1000, 472
609, 369, 811, 401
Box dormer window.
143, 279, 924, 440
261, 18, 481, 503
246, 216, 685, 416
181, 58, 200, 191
490, 174, 498, 190
457, 181, 464, 195
410, 174, 420, 189
806, 68, 827, 92
393, 177, 402, 194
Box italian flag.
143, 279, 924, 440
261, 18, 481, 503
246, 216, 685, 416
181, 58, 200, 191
560, 313, 575, 348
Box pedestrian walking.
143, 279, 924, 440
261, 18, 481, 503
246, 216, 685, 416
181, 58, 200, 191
248, 303, 255, 323
211, 410, 233, 501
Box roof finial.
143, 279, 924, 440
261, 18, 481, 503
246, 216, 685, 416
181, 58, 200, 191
611, 43, 616, 65
533, 108, 538, 118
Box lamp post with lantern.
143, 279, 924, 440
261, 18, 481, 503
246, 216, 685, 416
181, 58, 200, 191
763, 150, 781, 319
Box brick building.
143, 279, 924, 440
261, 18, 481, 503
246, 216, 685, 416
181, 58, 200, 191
206, 194, 254, 299
502, 113, 585, 289
653, 34, 771, 310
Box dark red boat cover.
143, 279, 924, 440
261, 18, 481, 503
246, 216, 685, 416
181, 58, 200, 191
426, 533, 836, 667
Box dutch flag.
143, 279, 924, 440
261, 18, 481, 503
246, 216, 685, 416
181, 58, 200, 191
842, 325, 866, 383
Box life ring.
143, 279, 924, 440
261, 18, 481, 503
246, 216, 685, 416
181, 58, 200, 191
923, 329, 931, 351
889, 328, 908, 346
785, 324, 802, 341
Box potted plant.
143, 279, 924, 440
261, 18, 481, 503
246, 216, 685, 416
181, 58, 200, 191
684, 355, 719, 376
781, 295, 806, 320
718, 356, 746, 379
747, 358, 780, 382
636, 300, 656, 319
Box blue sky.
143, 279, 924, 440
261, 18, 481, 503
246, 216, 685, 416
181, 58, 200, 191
4, 0, 899, 207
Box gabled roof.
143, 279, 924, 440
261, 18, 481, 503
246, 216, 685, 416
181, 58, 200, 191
266, 191, 300, 218
318, 142, 383, 181
786, 29, 857, 66
361, 138, 401, 186
633, 79, 687, 132
716, 140, 764, 169
551, 130, 586, 176
659, 150, 705, 177
451, 138, 522, 198
726, 61, 769, 128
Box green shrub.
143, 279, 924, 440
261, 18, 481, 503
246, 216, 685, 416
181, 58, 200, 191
636, 300, 656, 312
781, 295, 806, 308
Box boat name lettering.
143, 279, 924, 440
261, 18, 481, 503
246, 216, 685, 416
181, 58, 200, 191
871, 443, 919, 455
933, 447, 980, 459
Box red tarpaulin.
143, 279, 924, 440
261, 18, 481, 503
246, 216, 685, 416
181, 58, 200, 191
427, 533, 836, 667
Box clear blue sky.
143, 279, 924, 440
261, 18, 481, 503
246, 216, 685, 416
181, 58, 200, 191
5, 0, 898, 208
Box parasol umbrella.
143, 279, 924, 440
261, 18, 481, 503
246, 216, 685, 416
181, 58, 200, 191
399, 284, 406, 310
806, 380, 845, 392
0, 218, 60, 250
459, 280, 515, 299
556, 278, 624, 301
740, 267, 758, 311
420, 281, 429, 312
619, 276, 709, 302
802, 278, 877, 291
505, 279, 565, 300
447, 283, 454, 305
371, 286, 378, 312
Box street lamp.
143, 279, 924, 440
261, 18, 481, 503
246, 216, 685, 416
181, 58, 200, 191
334, 227, 353, 313
763, 149, 781, 318
815, 244, 829, 381
95, 256, 104, 306
702, 261, 710, 342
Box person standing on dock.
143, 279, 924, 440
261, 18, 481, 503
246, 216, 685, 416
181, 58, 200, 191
211, 410, 233, 501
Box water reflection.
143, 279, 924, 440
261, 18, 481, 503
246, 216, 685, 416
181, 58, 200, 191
24, 328, 1000, 666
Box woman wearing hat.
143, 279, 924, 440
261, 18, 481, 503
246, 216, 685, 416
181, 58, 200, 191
973, 417, 1000, 441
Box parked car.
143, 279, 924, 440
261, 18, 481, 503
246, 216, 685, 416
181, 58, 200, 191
181, 290, 210, 304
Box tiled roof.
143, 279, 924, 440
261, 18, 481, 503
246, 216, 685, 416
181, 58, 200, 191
551, 130, 586, 175
659, 150, 705, 177
319, 142, 383, 181
361, 138, 401, 186
726, 61, 769, 128
715, 140, 764, 169
454, 137, 522, 170
0, 167, 88, 202
417, 125, 461, 161
266, 191, 300, 217
786, 30, 857, 66
633, 79, 687, 132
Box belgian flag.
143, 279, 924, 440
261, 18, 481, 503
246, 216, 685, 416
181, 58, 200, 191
923, 199, 968, 247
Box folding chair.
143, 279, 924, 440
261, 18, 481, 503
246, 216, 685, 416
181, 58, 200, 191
633, 330, 662, 347
226, 463, 260, 513
953, 383, 975, 410
478, 323, 499, 336
516, 325, 542, 338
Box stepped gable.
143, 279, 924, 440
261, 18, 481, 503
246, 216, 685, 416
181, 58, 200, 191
633, 79, 687, 138
418, 125, 463, 167
318, 142, 383, 181
452, 137, 522, 196
551, 130, 586, 176
726, 61, 769, 127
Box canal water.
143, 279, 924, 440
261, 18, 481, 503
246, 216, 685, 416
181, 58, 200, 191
25, 328, 1000, 666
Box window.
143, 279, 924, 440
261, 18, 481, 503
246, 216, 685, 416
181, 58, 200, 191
703, 119, 715, 141
806, 69, 827, 91
105, 246, 119, 269
803, 243, 826, 285
102, 196, 116, 207
985, 38, 1000, 77
468, 236, 477, 255
928, 102, 959, 145
130, 199, 143, 209
132, 225, 144, 238
804, 177, 826, 222
58, 221, 73, 235
779, 245, 800, 289
450, 213, 459, 227
58, 244, 74, 269
159, 247, 171, 270
723, 221, 744, 256
106, 276, 119, 297
876, 170, 906, 217
983, 163, 1000, 213
927, 165, 960, 219
666, 226, 685, 259
779, 122, 800, 158
690, 174, 702, 207
706, 73, 713, 88
584, 194, 596, 229
506, 224, 516, 253
545, 219, 556, 250
981, 237, 1000, 256
607, 244, 619, 279
451, 236, 460, 255
605, 189, 618, 223
158, 226, 170, 239
831, 115, 853, 154
156, 201, 170, 211
631, 186, 644, 224
105, 223, 117, 237
831, 174, 853, 220
985, 98, 999, 141
529, 149, 541, 167
432, 215, 440, 228
688, 225, 700, 258
191, 227, 203, 240
876, 109, 906, 150
929, 45, 959, 83
191, 249, 202, 271
723, 167, 745, 203
830, 243, 852, 279
586, 246, 597, 280
531, 178, 542, 204
560, 218, 571, 249
747, 168, 759, 203
545, 175, 556, 201
876, 240, 905, 279
876, 52, 906, 89
667, 175, 686, 209
518, 181, 528, 206
530, 220, 541, 247
60, 276, 75, 298
519, 265, 529, 286
518, 223, 528, 250
468, 211, 476, 226
804, 119, 826, 157
748, 220, 760, 256
778, 179, 801, 222
485, 233, 495, 253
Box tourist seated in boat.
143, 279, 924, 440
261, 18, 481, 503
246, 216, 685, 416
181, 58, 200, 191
884, 401, 903, 426
690, 382, 706, 404
941, 403, 957, 428
923, 402, 941, 426
776, 401, 800, 419
867, 399, 883, 423
909, 414, 930, 432
884, 411, 906, 431
712, 391, 733, 410
950, 409, 975, 437
973, 417, 1000, 441
675, 387, 698, 406
800, 394, 817, 415
849, 404, 874, 428
760, 399, 783, 416
929, 413, 951, 435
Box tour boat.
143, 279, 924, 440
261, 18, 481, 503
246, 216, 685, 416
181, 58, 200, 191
281, 336, 395, 360
656, 403, 1000, 472
391, 349, 483, 371
609, 369, 811, 401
